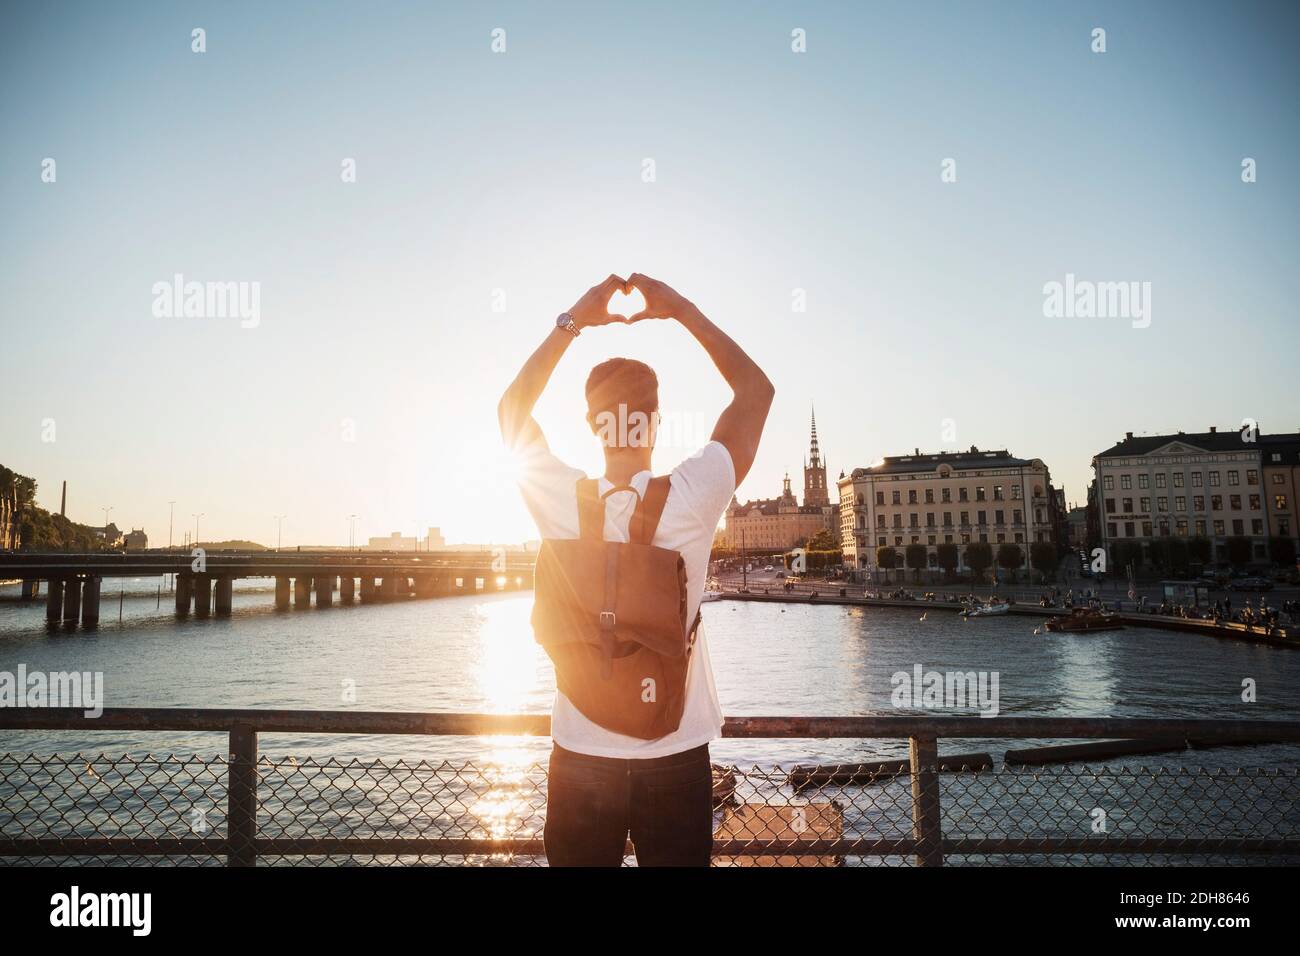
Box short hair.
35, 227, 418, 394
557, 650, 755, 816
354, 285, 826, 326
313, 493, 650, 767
585, 357, 659, 422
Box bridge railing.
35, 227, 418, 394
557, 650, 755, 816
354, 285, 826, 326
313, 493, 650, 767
2, 710, 1298, 867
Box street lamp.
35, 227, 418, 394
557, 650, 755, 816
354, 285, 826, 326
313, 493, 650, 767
167, 501, 176, 551
348, 515, 358, 551
274, 515, 285, 552
193, 513, 204, 549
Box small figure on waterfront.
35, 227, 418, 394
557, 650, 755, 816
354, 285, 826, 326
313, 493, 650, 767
499, 273, 773, 867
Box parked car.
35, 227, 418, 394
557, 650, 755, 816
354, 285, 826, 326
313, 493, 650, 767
763, 565, 774, 572
1227, 577, 1273, 592
775, 570, 786, 579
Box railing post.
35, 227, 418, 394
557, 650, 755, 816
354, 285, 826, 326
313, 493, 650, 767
228, 724, 258, 867
909, 735, 944, 867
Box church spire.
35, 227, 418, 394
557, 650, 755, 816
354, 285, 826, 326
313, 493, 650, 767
809, 404, 822, 468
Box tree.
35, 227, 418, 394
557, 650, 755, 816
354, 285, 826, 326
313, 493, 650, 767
965, 542, 993, 584
876, 546, 898, 583
1110, 541, 1143, 576
996, 543, 1024, 583
806, 529, 840, 553
1269, 536, 1297, 568
905, 544, 927, 583
1145, 538, 1169, 572
936, 542, 960, 580
1166, 538, 1190, 576
1029, 541, 1057, 581
1226, 536, 1252, 569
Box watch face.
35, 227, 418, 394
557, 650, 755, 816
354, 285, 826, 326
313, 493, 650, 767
556, 312, 573, 328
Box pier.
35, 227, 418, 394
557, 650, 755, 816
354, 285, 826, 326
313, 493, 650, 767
0, 551, 536, 628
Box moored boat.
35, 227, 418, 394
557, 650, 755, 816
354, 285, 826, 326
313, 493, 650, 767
1044, 607, 1124, 632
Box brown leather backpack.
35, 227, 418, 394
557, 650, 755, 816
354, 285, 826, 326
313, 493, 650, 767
531, 475, 701, 739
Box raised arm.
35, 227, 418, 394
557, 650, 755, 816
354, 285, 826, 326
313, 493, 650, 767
498, 274, 630, 452
626, 273, 774, 484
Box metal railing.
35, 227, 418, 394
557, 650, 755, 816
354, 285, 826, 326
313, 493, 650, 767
2, 709, 1299, 866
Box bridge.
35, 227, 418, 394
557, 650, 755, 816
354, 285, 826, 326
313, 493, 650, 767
0, 551, 536, 628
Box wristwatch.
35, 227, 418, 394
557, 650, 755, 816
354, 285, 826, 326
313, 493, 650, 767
555, 312, 580, 337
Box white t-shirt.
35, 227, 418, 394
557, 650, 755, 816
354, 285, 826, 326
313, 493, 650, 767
516, 438, 736, 758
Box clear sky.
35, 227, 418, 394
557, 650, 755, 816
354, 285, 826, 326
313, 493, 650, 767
2, 1, 1297, 548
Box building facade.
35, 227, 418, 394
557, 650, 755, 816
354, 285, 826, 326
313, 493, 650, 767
1092, 427, 1300, 567
717, 411, 838, 550
838, 446, 1061, 575
123, 528, 149, 550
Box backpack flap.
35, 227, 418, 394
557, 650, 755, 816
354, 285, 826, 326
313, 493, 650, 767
531, 538, 689, 657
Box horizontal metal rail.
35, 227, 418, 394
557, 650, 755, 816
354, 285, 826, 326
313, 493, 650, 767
3, 709, 1299, 867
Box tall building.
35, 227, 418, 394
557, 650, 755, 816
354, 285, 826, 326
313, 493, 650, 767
1091, 426, 1300, 566
803, 407, 830, 507
838, 446, 1061, 574
717, 409, 838, 550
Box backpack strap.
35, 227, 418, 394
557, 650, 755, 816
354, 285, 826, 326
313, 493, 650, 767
631, 476, 672, 546
576, 478, 603, 540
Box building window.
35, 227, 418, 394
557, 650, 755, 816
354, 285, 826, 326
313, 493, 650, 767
1142, 521, 1152, 536
926, 513, 935, 527
960, 511, 969, 525
977, 510, 987, 525
993, 485, 1004, 500
1276, 494, 1289, 512
1228, 471, 1239, 486
943, 511, 952, 526
996, 533, 1005, 543
1195, 519, 1206, 535
893, 515, 902, 528
1173, 473, 1184, 488
1157, 497, 1167, 512
910, 514, 919, 528
1140, 497, 1150, 512
1175, 496, 1186, 512
1125, 522, 1136, 537
1176, 518, 1188, 536
1232, 519, 1244, 535
1209, 472, 1221, 487
1123, 497, 1134, 512
892, 491, 901, 505
877, 515, 885, 528
1248, 494, 1260, 510
1011, 485, 1022, 499
961, 533, 970, 544
1191, 472, 1202, 487
1106, 522, 1118, 538
959, 487, 969, 502
878, 536, 886, 547
1155, 473, 1167, 488
945, 534, 954, 543
1213, 520, 1225, 535
1247, 469, 1258, 485
1252, 519, 1264, 535
1121, 475, 1132, 490
1103, 475, 1114, 491
976, 486, 986, 501
925, 489, 934, 504
908, 490, 918, 504
1211, 495, 1222, 510
995, 510, 1005, 525
1138, 474, 1149, 489
1014, 509, 1022, 525
941, 488, 951, 502
1105, 498, 1116, 513
1273, 473, 1286, 485
876, 491, 884, 506
1193, 496, 1204, 511
1230, 495, 1241, 510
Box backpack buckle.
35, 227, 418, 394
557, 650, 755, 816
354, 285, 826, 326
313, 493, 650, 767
599, 610, 616, 630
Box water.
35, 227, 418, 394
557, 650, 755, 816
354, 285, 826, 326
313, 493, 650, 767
2, 577, 1298, 765
2, 579, 1298, 865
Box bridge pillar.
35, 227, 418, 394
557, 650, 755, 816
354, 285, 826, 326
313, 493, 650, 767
294, 576, 311, 608
359, 576, 376, 603
381, 576, 401, 600
339, 576, 355, 603
45, 578, 64, 623
20, 580, 39, 600
193, 574, 212, 617
214, 576, 233, 616
175, 574, 192, 615
62, 575, 82, 625
414, 574, 437, 598
314, 576, 333, 608
81, 576, 101, 628
274, 576, 290, 610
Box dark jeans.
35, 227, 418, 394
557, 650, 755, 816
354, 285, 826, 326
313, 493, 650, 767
544, 740, 714, 867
